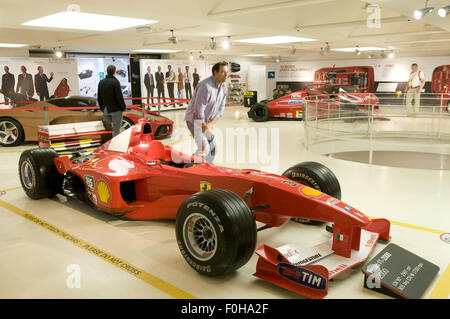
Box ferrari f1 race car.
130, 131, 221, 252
0, 93, 173, 146
248, 84, 379, 122
19, 119, 390, 295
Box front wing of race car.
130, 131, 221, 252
254, 218, 390, 299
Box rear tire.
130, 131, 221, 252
19, 148, 63, 199
121, 117, 134, 132
176, 189, 257, 276
282, 161, 341, 225
0, 118, 25, 147
248, 103, 270, 122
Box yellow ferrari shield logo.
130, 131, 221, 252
200, 181, 211, 191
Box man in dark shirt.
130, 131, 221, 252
34, 66, 53, 101
16, 66, 34, 98
193, 67, 200, 90
143, 66, 155, 107
1, 66, 15, 103
97, 65, 127, 137
155, 65, 166, 107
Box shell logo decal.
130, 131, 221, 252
97, 181, 110, 204
300, 186, 323, 197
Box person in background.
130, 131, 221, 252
193, 67, 200, 90
52, 78, 70, 98
34, 66, 53, 101
166, 65, 176, 105
144, 66, 155, 107
184, 65, 192, 100
1, 66, 15, 104
155, 65, 166, 107
184, 61, 228, 163
177, 67, 185, 106
16, 65, 34, 99
405, 63, 426, 115
97, 65, 126, 137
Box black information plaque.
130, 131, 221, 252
362, 243, 440, 299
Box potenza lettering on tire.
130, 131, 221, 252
186, 202, 224, 233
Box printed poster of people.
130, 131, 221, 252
139, 59, 208, 111
0, 57, 79, 108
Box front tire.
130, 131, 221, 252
248, 103, 270, 122
176, 189, 257, 276
283, 161, 341, 225
0, 118, 25, 147
19, 148, 63, 199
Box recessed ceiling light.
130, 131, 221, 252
133, 49, 181, 53
22, 11, 157, 31
244, 54, 268, 57
235, 36, 315, 44
0, 43, 28, 48
332, 47, 387, 52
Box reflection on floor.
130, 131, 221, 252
329, 151, 450, 170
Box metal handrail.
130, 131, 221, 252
303, 93, 450, 165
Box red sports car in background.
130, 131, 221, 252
431, 65, 450, 113
248, 84, 379, 122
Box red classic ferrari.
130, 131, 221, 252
248, 84, 379, 122
19, 119, 389, 276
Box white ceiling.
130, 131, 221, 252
0, 0, 449, 61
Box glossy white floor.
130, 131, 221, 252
0, 105, 449, 299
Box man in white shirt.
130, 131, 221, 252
405, 63, 425, 114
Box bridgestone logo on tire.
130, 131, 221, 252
177, 240, 212, 273
290, 172, 321, 190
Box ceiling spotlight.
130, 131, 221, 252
355, 45, 361, 55
320, 47, 325, 56
168, 29, 178, 45
222, 36, 230, 49
55, 47, 63, 58
210, 37, 217, 50
414, 0, 434, 19
380, 51, 387, 58
324, 42, 331, 53
189, 52, 194, 60
438, 5, 450, 17
275, 56, 281, 63
388, 51, 395, 59
199, 52, 205, 60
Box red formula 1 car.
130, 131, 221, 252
248, 84, 379, 122
19, 119, 389, 282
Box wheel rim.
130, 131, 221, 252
0, 120, 19, 145
183, 213, 218, 261
120, 119, 132, 132
20, 160, 35, 190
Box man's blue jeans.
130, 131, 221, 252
186, 121, 216, 163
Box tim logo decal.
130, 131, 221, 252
278, 263, 327, 290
